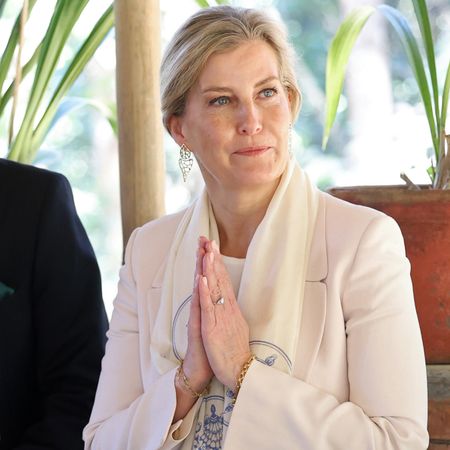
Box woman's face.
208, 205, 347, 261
170, 40, 292, 192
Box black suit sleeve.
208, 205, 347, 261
13, 173, 108, 450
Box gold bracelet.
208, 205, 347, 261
176, 360, 209, 399
232, 354, 256, 403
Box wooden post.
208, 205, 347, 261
114, 0, 165, 250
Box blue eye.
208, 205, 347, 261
261, 88, 277, 98
210, 96, 229, 106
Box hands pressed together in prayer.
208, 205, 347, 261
174, 237, 252, 419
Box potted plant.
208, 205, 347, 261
322, 0, 449, 364
0, 0, 114, 163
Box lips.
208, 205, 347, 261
234, 146, 271, 156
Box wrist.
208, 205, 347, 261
176, 360, 210, 398
230, 353, 255, 402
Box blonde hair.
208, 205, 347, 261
160, 6, 301, 133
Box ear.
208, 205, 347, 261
286, 87, 293, 107
168, 115, 186, 146
286, 87, 299, 122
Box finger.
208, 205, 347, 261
203, 247, 220, 304
188, 275, 201, 331
198, 235, 209, 251
210, 240, 236, 307
195, 244, 205, 279
199, 275, 216, 329
191, 274, 200, 309
211, 239, 220, 254
192, 246, 203, 312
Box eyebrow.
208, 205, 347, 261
200, 76, 280, 94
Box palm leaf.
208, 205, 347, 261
412, 0, 440, 138
195, 0, 210, 7
0, 41, 41, 117
29, 4, 114, 159
43, 96, 117, 140
378, 4, 438, 158
322, 6, 375, 149
0, 0, 37, 97
441, 60, 450, 133
0, 0, 7, 18
323, 4, 439, 157
8, 0, 89, 161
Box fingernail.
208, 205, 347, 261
212, 240, 219, 252
202, 276, 208, 286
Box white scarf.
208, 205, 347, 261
150, 158, 319, 449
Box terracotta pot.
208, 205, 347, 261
328, 186, 450, 364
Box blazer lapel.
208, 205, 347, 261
296, 193, 328, 381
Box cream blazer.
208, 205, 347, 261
83, 191, 429, 450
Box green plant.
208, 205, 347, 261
194, 0, 229, 7
0, 0, 114, 163
323, 0, 450, 189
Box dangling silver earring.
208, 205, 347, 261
288, 123, 293, 158
179, 143, 193, 182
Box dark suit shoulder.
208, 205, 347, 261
0, 159, 107, 450
0, 158, 66, 181
0, 159, 70, 203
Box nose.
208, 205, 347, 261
237, 103, 262, 135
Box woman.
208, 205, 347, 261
84, 6, 428, 449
